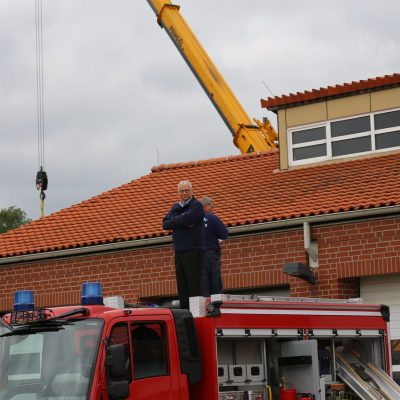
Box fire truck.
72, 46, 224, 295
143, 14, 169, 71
1, 283, 400, 400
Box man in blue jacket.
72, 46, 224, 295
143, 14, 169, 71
200, 196, 228, 297
163, 180, 204, 309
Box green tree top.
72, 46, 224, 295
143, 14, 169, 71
0, 206, 32, 234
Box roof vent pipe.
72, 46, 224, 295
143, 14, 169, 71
303, 221, 318, 269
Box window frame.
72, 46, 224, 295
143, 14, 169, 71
288, 107, 400, 166
109, 322, 133, 383
131, 321, 170, 380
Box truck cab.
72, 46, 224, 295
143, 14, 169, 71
0, 285, 200, 400
102, 306, 200, 400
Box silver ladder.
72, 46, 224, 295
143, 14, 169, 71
211, 293, 363, 304
335, 349, 400, 400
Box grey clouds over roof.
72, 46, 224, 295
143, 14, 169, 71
1, 0, 399, 220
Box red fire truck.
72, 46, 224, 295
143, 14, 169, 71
0, 283, 399, 400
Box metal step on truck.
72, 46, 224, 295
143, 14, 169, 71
0, 283, 399, 400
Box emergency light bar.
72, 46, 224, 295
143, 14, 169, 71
11, 290, 49, 324
13, 290, 34, 311
81, 282, 103, 305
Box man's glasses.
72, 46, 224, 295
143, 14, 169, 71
179, 189, 191, 193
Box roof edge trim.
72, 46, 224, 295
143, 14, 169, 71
228, 205, 400, 235
0, 235, 173, 265
261, 73, 400, 112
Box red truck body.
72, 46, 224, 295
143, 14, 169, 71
0, 292, 397, 400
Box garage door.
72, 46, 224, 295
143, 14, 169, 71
360, 274, 400, 383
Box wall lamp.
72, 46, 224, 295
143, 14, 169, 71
282, 262, 316, 285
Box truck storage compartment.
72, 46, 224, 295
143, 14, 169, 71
216, 333, 397, 400
217, 337, 267, 399
190, 294, 394, 400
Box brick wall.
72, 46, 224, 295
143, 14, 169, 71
0, 215, 399, 310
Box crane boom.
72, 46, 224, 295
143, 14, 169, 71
146, 0, 277, 153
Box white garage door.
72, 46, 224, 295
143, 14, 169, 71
360, 274, 400, 339
360, 274, 400, 382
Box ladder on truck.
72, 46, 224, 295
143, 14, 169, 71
210, 294, 364, 304
190, 293, 367, 318
335, 348, 400, 400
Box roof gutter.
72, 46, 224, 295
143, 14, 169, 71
1, 205, 399, 265
228, 205, 400, 234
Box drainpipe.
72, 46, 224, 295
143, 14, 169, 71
304, 221, 318, 269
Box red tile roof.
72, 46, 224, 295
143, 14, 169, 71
1, 150, 400, 258
262, 73, 400, 111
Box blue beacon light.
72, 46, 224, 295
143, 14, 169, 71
81, 282, 103, 305
14, 290, 35, 311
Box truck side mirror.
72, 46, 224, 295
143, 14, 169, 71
106, 344, 129, 399
106, 344, 126, 379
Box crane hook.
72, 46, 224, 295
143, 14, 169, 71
36, 167, 48, 217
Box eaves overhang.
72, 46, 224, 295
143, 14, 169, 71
1, 205, 399, 266
261, 73, 400, 113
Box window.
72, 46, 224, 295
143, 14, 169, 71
8, 335, 43, 381
291, 126, 327, 162
131, 323, 169, 380
288, 108, 400, 166
0, 319, 103, 399
374, 110, 400, 151
331, 116, 370, 137
375, 110, 400, 130
110, 323, 132, 382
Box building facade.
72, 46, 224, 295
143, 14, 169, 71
1, 73, 400, 379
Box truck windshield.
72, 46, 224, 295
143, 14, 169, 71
0, 318, 103, 400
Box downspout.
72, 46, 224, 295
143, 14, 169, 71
304, 221, 318, 269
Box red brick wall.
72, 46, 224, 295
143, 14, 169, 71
290, 216, 400, 297
1, 216, 399, 310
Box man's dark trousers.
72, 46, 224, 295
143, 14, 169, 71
202, 249, 223, 297
175, 249, 203, 310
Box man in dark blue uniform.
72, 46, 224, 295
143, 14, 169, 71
163, 180, 204, 309
200, 196, 228, 297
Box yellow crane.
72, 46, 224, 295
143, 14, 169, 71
146, 0, 277, 153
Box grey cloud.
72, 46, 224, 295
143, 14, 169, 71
1, 0, 399, 219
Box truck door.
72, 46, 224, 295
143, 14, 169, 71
108, 316, 180, 400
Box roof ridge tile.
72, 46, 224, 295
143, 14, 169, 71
262, 72, 400, 110
150, 150, 278, 173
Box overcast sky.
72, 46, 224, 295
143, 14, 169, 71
0, 1, 399, 220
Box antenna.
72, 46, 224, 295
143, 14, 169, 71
262, 80, 274, 97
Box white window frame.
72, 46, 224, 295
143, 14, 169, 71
289, 123, 329, 166
374, 108, 400, 153
288, 107, 400, 167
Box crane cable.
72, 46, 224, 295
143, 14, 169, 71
34, 0, 48, 217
